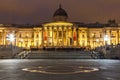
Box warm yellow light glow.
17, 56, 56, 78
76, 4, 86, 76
26, 34, 29, 37
96, 39, 99, 42
92, 33, 95, 37
50, 31, 52, 37
6, 33, 15, 42
104, 35, 109, 41
20, 39, 23, 42
43, 21, 73, 27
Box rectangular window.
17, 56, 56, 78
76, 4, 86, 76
0, 32, 2, 37
100, 34, 102, 38
59, 31, 62, 37
37, 34, 39, 38
82, 35, 85, 38
63, 31, 66, 37
54, 31, 57, 38
50, 31, 52, 37
32, 33, 34, 38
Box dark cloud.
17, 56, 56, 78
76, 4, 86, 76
0, 0, 120, 24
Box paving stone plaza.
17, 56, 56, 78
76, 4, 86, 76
0, 59, 120, 80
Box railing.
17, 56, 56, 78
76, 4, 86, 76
15, 51, 31, 59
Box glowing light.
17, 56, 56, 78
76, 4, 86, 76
92, 33, 95, 37
104, 35, 109, 41
96, 39, 99, 42
20, 39, 23, 42
43, 21, 73, 27
6, 33, 15, 42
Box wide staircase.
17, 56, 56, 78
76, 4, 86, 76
23, 50, 95, 59
0, 45, 23, 59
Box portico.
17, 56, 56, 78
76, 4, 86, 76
43, 21, 77, 47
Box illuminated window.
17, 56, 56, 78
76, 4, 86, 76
54, 31, 57, 38
0, 32, 2, 37
50, 31, 52, 37
37, 34, 39, 38
82, 35, 85, 38
63, 31, 66, 37
32, 33, 34, 38
19, 34, 21, 38
26, 33, 29, 38
92, 33, 95, 37
44, 32, 47, 40
59, 31, 62, 37
100, 33, 102, 38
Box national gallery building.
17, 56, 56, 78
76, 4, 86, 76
0, 5, 120, 49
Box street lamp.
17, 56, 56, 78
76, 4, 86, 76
6, 33, 15, 43
104, 35, 109, 55
6, 33, 15, 57
104, 35, 109, 43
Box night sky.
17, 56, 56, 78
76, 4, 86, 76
0, 0, 120, 24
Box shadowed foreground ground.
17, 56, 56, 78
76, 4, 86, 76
0, 59, 120, 80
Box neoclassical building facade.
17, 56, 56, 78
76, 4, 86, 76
0, 5, 120, 49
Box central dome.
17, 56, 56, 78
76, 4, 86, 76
53, 5, 68, 17
53, 4, 68, 21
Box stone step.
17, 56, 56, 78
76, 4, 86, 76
26, 51, 93, 59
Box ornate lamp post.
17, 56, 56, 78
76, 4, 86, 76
6, 33, 15, 57
6, 33, 15, 44
104, 35, 109, 45
104, 35, 109, 55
